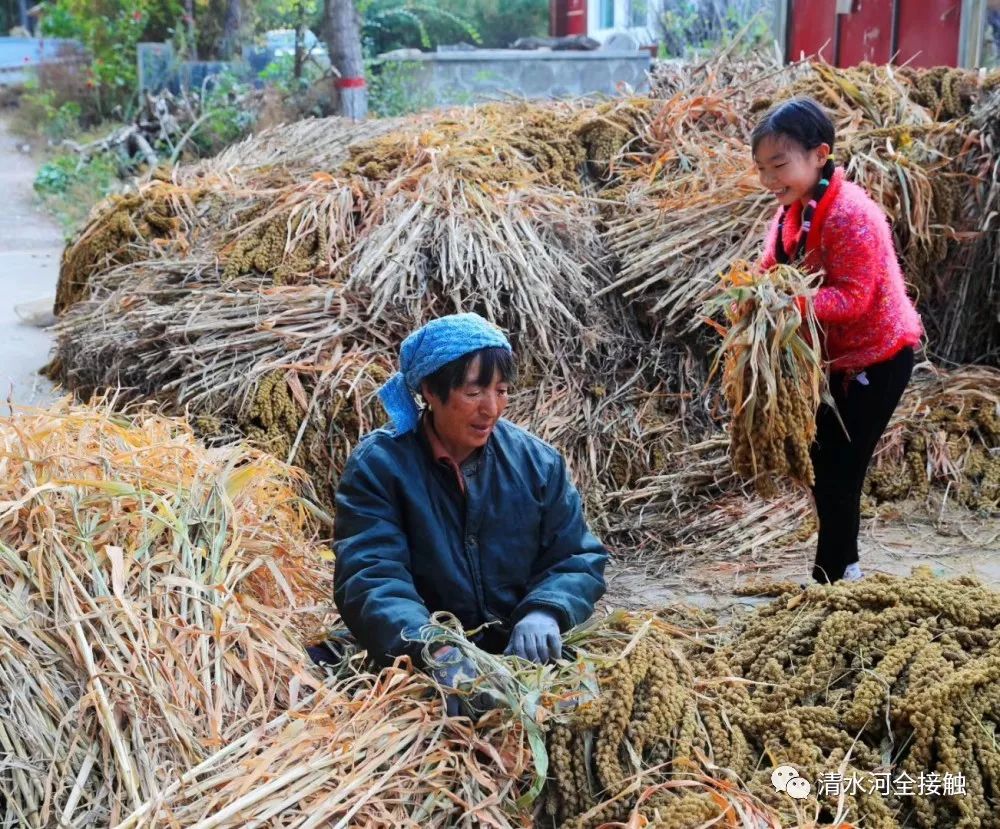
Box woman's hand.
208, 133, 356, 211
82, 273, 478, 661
504, 610, 562, 663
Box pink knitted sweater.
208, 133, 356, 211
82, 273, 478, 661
757, 168, 923, 372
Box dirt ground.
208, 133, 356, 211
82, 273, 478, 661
1, 109, 996, 615
601, 498, 1000, 618
0, 112, 61, 407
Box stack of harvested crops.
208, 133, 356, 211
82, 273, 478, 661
784, 63, 974, 314
47, 56, 1000, 569
185, 114, 408, 183
51, 266, 678, 521
864, 364, 1000, 512
610, 362, 997, 563
0, 401, 571, 829
944, 83, 1000, 365
594, 79, 773, 336
116, 670, 537, 828
0, 400, 331, 827
55, 117, 404, 313
5, 402, 996, 826
604, 58, 994, 366
705, 260, 827, 498
754, 61, 1000, 364
48, 99, 681, 523
588, 57, 1000, 557
51, 277, 402, 500
573, 96, 657, 179
543, 568, 1000, 829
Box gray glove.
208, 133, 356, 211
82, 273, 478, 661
428, 645, 480, 717
504, 610, 562, 663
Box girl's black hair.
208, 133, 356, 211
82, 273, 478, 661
421, 346, 517, 404
751, 97, 836, 157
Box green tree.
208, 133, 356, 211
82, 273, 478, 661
252, 0, 319, 32
437, 0, 547, 49
357, 0, 477, 56
659, 0, 771, 57
41, 0, 184, 117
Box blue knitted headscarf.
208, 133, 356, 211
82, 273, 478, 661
378, 313, 513, 435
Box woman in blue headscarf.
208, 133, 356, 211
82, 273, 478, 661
330, 312, 608, 711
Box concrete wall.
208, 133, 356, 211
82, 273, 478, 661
377, 49, 651, 105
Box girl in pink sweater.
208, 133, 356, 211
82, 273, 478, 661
752, 97, 923, 584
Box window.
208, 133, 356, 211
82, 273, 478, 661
988, 3, 1000, 67
629, 0, 649, 27
599, 0, 615, 28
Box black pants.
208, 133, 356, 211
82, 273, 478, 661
810, 346, 914, 583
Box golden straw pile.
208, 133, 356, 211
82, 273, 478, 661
864, 364, 1000, 512
2, 401, 998, 827
0, 401, 331, 826
0, 401, 546, 828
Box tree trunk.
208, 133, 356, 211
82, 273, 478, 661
18, 0, 29, 31
220, 0, 243, 61
323, 0, 368, 119
294, 1, 305, 80
184, 0, 198, 60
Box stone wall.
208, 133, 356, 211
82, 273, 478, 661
376, 49, 651, 105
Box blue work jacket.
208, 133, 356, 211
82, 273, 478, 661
332, 417, 608, 668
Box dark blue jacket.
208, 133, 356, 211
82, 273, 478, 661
332, 418, 608, 667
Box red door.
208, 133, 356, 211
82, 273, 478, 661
895, 0, 961, 67
785, 0, 963, 68
838, 0, 894, 65
788, 0, 838, 62
550, 0, 587, 37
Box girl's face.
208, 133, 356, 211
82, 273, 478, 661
754, 134, 831, 208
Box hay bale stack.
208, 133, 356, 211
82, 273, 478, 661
0, 400, 332, 827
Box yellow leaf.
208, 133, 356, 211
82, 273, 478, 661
223, 463, 260, 500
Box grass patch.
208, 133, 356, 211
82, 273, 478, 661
33, 142, 131, 239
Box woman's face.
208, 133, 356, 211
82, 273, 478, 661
422, 355, 510, 461
754, 134, 831, 208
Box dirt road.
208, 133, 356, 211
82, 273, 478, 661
0, 113, 62, 407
